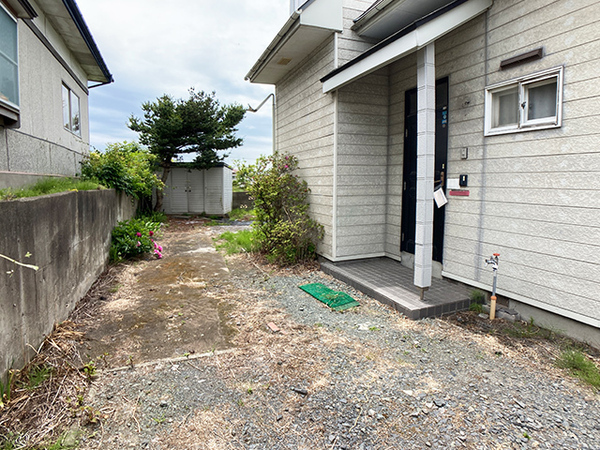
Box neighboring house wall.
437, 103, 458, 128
276, 37, 337, 258
0, 0, 95, 188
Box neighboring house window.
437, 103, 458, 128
484, 66, 563, 136
62, 84, 81, 136
0, 2, 19, 111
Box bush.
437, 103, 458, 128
80, 141, 163, 199
248, 153, 323, 265
110, 216, 164, 262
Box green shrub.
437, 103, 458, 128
0, 177, 101, 201
248, 153, 323, 265
80, 141, 163, 199
110, 216, 164, 262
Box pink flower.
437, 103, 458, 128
149, 230, 154, 236
157, 245, 163, 252
154, 241, 158, 249
136, 241, 141, 247
284, 165, 289, 169
136, 232, 142, 237
154, 249, 163, 259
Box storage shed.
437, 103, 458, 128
160, 164, 233, 215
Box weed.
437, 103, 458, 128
152, 414, 166, 424
215, 230, 258, 255
523, 431, 531, 440
0, 369, 15, 406
469, 302, 484, 313
228, 208, 256, 221
24, 364, 53, 390
556, 350, 600, 389
109, 284, 121, 293
237, 399, 244, 407
369, 326, 380, 332
469, 289, 486, 304
82, 360, 97, 381
314, 323, 323, 328
0, 177, 101, 201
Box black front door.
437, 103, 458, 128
400, 77, 448, 263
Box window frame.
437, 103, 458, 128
484, 66, 564, 136
62, 83, 81, 137
0, 1, 19, 122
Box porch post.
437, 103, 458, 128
414, 43, 436, 291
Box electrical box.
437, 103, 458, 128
459, 174, 468, 187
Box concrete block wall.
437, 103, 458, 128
0, 190, 135, 379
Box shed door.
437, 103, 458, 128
188, 170, 205, 213
169, 169, 189, 214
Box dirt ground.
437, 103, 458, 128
73, 222, 235, 369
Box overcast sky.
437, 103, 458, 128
76, 0, 291, 164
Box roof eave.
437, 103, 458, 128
245, 11, 301, 83
61, 0, 112, 84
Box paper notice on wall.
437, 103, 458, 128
434, 188, 448, 208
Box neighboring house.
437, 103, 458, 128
0, 0, 112, 189
247, 0, 600, 344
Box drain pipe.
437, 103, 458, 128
247, 93, 276, 154
484, 253, 500, 320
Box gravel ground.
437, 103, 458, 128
75, 226, 600, 450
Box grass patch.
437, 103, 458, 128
557, 350, 600, 389
215, 229, 258, 255
227, 207, 255, 221
0, 177, 102, 201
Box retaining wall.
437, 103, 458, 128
0, 190, 135, 378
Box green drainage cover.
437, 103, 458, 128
299, 283, 360, 311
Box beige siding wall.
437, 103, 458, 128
276, 37, 336, 258
438, 0, 600, 325
336, 69, 389, 259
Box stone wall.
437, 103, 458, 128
0, 190, 136, 378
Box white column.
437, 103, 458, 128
414, 43, 436, 290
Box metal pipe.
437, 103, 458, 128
247, 93, 276, 154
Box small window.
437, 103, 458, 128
62, 84, 81, 136
0, 3, 19, 114
485, 67, 563, 136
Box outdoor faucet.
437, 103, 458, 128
484, 253, 500, 320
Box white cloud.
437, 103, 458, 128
77, 0, 289, 163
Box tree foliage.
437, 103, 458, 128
80, 141, 163, 199
248, 153, 323, 265
128, 89, 246, 210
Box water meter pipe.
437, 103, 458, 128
484, 253, 500, 320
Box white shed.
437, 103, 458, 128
160, 164, 233, 215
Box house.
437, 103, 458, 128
247, 0, 600, 345
0, 0, 112, 189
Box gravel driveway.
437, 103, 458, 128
77, 224, 600, 450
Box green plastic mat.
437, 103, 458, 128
299, 283, 360, 311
